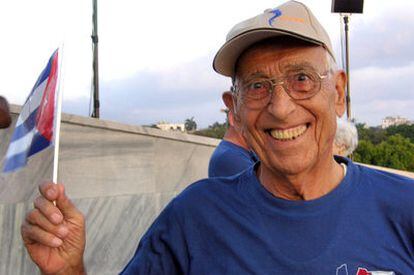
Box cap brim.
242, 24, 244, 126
213, 29, 324, 77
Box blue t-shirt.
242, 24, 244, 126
121, 158, 414, 274
208, 140, 257, 177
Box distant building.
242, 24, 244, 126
381, 116, 412, 129
155, 121, 185, 132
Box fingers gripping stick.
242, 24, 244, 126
21, 182, 86, 274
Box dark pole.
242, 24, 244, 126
91, 0, 100, 118
343, 15, 351, 121
331, 0, 364, 120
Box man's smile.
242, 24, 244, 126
266, 123, 309, 141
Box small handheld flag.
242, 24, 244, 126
3, 50, 60, 173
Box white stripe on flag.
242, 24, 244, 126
16, 79, 48, 127
5, 128, 36, 158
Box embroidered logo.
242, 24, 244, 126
268, 9, 282, 26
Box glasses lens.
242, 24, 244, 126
240, 79, 272, 109
286, 71, 319, 99
243, 80, 271, 100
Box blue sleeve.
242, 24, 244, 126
209, 153, 253, 177
208, 141, 257, 178
120, 200, 189, 275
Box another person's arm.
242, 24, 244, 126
21, 182, 86, 274
0, 96, 11, 128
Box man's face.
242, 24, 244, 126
232, 42, 345, 176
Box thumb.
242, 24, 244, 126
55, 184, 82, 221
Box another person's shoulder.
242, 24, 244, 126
208, 140, 255, 177
211, 140, 250, 159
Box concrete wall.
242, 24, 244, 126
0, 105, 219, 274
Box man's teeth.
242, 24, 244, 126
270, 125, 307, 141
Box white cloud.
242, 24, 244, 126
352, 62, 414, 101
1, 0, 413, 128
351, 62, 414, 125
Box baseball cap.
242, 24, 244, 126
213, 0, 335, 77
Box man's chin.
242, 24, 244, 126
261, 154, 316, 177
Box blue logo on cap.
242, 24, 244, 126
268, 9, 282, 26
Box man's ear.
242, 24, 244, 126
222, 91, 241, 122
334, 70, 347, 117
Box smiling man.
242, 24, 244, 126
21, 1, 414, 274
226, 37, 345, 201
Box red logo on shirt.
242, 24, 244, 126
356, 268, 372, 275
336, 264, 395, 275
356, 268, 395, 275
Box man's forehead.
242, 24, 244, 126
236, 43, 328, 76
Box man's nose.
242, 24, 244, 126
266, 85, 296, 120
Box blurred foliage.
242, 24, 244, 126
185, 117, 197, 132
193, 121, 228, 139
386, 124, 414, 142
354, 123, 414, 172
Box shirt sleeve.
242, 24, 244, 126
209, 150, 255, 177
120, 200, 189, 275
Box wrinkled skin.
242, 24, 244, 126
228, 41, 347, 200
21, 182, 86, 275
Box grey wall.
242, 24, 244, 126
0, 105, 219, 274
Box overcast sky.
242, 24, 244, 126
1, 0, 413, 128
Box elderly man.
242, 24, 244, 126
21, 1, 414, 274
0, 96, 11, 129
208, 93, 257, 177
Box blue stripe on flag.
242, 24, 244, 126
10, 107, 38, 141
3, 151, 29, 172
3, 132, 51, 172
28, 132, 51, 157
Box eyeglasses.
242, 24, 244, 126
232, 70, 330, 109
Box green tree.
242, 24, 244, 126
193, 121, 228, 139
353, 140, 378, 165
385, 124, 414, 142
355, 122, 389, 145
355, 123, 370, 141
375, 134, 414, 171
185, 117, 197, 132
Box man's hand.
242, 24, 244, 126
21, 182, 86, 275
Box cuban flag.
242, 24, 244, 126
3, 50, 59, 173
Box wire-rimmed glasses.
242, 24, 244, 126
232, 70, 330, 109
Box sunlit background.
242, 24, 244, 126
1, 0, 413, 128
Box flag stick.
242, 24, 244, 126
52, 46, 64, 184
